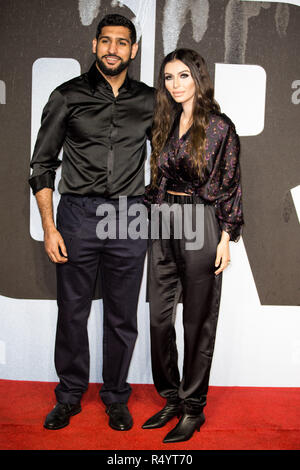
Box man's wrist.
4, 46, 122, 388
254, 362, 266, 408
43, 222, 57, 233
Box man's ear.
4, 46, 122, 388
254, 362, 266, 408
92, 38, 97, 54
130, 42, 139, 60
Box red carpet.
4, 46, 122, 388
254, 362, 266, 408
0, 380, 299, 451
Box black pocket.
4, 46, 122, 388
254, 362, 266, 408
56, 196, 85, 234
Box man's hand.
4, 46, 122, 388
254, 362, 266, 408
44, 227, 68, 264
35, 187, 68, 263
215, 231, 231, 275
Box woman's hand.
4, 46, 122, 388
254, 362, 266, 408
215, 231, 231, 275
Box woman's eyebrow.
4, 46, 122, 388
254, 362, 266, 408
164, 69, 190, 75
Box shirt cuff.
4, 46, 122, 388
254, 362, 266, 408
28, 172, 55, 195
220, 220, 243, 242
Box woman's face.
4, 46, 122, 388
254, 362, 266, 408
164, 59, 196, 107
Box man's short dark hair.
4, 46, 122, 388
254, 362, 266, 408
96, 14, 137, 44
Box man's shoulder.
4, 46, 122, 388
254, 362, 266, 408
54, 72, 88, 95
130, 79, 155, 96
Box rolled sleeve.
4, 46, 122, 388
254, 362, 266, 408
29, 89, 68, 194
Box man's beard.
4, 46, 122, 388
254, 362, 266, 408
96, 54, 131, 77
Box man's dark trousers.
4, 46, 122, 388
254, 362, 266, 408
54, 194, 147, 406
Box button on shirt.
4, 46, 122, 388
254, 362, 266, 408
145, 113, 244, 241
29, 62, 155, 197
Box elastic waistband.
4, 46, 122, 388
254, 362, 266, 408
164, 192, 206, 205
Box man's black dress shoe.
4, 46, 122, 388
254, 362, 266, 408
163, 411, 205, 443
142, 401, 183, 429
44, 402, 81, 430
106, 403, 133, 431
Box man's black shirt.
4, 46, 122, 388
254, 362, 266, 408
29, 62, 155, 197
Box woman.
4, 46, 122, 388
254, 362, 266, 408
143, 49, 243, 443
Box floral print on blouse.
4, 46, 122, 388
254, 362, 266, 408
144, 112, 244, 242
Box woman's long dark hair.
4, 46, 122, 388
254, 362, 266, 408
150, 49, 220, 187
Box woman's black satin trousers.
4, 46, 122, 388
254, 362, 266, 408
148, 194, 223, 411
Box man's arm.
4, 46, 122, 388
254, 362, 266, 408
35, 188, 68, 263
29, 88, 70, 263
29, 89, 68, 195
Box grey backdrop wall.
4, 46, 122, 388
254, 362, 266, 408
0, 0, 299, 386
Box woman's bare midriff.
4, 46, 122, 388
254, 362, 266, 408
167, 191, 191, 196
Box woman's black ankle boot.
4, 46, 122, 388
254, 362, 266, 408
142, 399, 183, 429
162, 405, 205, 443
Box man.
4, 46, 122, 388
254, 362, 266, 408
29, 14, 154, 431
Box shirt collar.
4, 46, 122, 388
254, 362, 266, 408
87, 61, 132, 94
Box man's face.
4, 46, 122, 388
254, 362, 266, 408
92, 25, 138, 77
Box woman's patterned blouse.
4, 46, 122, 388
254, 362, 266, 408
144, 112, 244, 242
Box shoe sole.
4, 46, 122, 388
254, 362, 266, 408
43, 407, 82, 430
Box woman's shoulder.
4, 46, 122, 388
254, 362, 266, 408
208, 112, 237, 135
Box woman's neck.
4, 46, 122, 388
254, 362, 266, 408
181, 101, 193, 126
179, 107, 193, 139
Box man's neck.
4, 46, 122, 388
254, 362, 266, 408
95, 62, 128, 97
